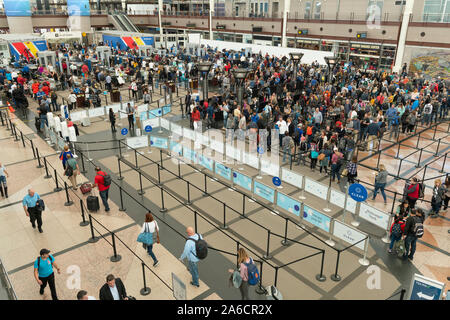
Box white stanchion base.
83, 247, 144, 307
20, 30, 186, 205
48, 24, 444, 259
248, 198, 255, 203
147, 150, 153, 154
358, 258, 370, 266
351, 220, 360, 227
238, 167, 244, 171
228, 188, 235, 192
256, 176, 263, 180
325, 239, 335, 247
277, 186, 283, 189
272, 210, 279, 215
323, 207, 332, 212
381, 235, 390, 244
298, 196, 306, 200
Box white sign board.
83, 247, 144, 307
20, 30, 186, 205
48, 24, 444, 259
332, 220, 367, 251
304, 177, 328, 200
210, 139, 224, 154
408, 273, 445, 300
160, 118, 171, 130
171, 123, 183, 136
88, 107, 105, 118
226, 145, 241, 161
68, 126, 77, 142
137, 104, 148, 114
260, 159, 279, 177
183, 128, 196, 141
243, 152, 259, 169
141, 118, 159, 130
126, 136, 148, 149
359, 203, 391, 230
70, 110, 86, 122
329, 189, 357, 214
281, 168, 303, 189
53, 116, 62, 132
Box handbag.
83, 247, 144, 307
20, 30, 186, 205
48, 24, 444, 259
137, 223, 154, 245
342, 168, 348, 177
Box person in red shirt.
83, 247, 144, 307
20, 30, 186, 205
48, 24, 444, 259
17, 74, 26, 85
93, 166, 110, 212
388, 215, 406, 253
32, 82, 40, 98
42, 84, 50, 96
81, 64, 89, 75
405, 177, 420, 208
191, 107, 201, 129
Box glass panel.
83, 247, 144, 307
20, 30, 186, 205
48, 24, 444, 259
423, 0, 444, 22
314, 1, 322, 19
304, 1, 311, 19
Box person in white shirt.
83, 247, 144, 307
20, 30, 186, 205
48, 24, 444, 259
276, 116, 288, 145
140, 212, 160, 267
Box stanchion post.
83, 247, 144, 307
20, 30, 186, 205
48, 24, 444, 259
87, 214, 99, 243
157, 163, 161, 186
255, 260, 267, 295
432, 123, 438, 140
194, 210, 198, 233
315, 251, 326, 282
330, 251, 342, 281
79, 199, 90, 227
221, 203, 228, 229
140, 262, 151, 296
20, 131, 25, 147
134, 149, 139, 169
240, 194, 246, 219
416, 148, 423, 168
160, 187, 167, 213
399, 289, 406, 300
30, 140, 36, 159
358, 237, 370, 266
64, 182, 74, 206
53, 169, 63, 192
422, 165, 428, 185
117, 157, 124, 180
395, 140, 401, 159
203, 173, 208, 196
395, 159, 402, 180
36, 148, 43, 168
416, 132, 421, 149
138, 171, 145, 195
43, 157, 51, 179
186, 181, 192, 205
263, 230, 272, 260
110, 232, 122, 262
440, 153, 447, 173
434, 138, 441, 156
118, 185, 126, 211
280, 218, 290, 246
274, 267, 279, 287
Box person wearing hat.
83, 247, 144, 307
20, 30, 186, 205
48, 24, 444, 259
34, 249, 60, 300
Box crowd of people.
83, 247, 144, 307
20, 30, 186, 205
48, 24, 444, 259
2, 38, 449, 301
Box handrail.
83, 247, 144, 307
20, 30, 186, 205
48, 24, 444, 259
0, 257, 18, 300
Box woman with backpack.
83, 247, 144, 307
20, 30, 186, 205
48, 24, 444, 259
388, 215, 406, 254
228, 248, 257, 300
309, 141, 319, 171
430, 179, 446, 217
139, 212, 160, 267
65, 154, 79, 190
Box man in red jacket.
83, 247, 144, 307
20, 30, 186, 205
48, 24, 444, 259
405, 177, 420, 208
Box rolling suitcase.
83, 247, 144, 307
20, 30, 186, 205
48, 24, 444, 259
87, 195, 100, 212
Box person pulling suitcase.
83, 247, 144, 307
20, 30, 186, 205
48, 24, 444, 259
93, 166, 111, 212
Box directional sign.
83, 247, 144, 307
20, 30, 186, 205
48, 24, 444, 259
348, 183, 368, 202
145, 125, 152, 133
409, 274, 444, 300
257, 146, 264, 154
121, 128, 128, 136
272, 177, 281, 187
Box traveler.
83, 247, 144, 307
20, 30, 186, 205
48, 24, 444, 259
139, 212, 160, 267
59, 145, 74, 170
281, 131, 294, 164
402, 208, 424, 261
443, 176, 450, 211
388, 215, 405, 254
430, 179, 445, 217
93, 166, 110, 212
180, 227, 205, 288
34, 248, 60, 300
404, 177, 422, 209
23, 188, 44, 233
0, 162, 9, 198
396, 200, 411, 218
126, 102, 135, 131
109, 108, 116, 133
65, 154, 79, 190
99, 274, 129, 300
345, 155, 358, 184
330, 147, 343, 183
371, 164, 388, 204
77, 290, 96, 300
227, 248, 254, 300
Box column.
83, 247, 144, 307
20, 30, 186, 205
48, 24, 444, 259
393, 0, 414, 73
209, 0, 214, 40
158, 0, 164, 48
281, 0, 291, 47
67, 0, 91, 32
4, 0, 33, 33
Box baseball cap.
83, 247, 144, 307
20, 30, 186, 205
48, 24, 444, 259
40, 248, 50, 256
334, 147, 338, 151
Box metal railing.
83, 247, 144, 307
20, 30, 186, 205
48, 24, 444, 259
0, 257, 18, 300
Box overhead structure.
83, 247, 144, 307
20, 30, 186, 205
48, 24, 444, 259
96, 45, 112, 67
37, 51, 57, 68
138, 45, 153, 57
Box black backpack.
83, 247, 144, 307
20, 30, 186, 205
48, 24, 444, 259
98, 172, 111, 187
189, 234, 208, 260
413, 217, 424, 238
65, 164, 73, 177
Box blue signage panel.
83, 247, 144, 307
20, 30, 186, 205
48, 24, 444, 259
272, 177, 281, 187
198, 155, 214, 172
303, 205, 331, 232
277, 193, 301, 217
145, 125, 152, 133
233, 171, 252, 191
121, 128, 128, 135
183, 147, 197, 163
162, 105, 172, 115
348, 183, 368, 202
150, 136, 168, 149
253, 181, 275, 203
4, 0, 31, 16
149, 108, 162, 118
169, 141, 182, 156
215, 163, 231, 181
409, 274, 444, 300
67, 0, 90, 16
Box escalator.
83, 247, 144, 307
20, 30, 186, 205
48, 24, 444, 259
118, 14, 140, 33
0, 258, 17, 300
108, 14, 129, 31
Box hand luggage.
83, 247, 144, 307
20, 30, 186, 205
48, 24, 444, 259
87, 195, 100, 212
80, 183, 92, 194
35, 117, 41, 131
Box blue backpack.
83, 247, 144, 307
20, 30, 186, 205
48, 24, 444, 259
244, 258, 260, 286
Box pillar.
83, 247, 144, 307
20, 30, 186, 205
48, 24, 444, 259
281, 0, 291, 47
393, 0, 414, 73
158, 0, 164, 48
67, 0, 91, 32
4, 0, 33, 33
209, 0, 214, 40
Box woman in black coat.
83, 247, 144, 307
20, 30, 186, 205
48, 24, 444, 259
109, 108, 116, 133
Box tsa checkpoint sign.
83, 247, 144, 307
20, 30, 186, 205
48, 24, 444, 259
348, 183, 368, 202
